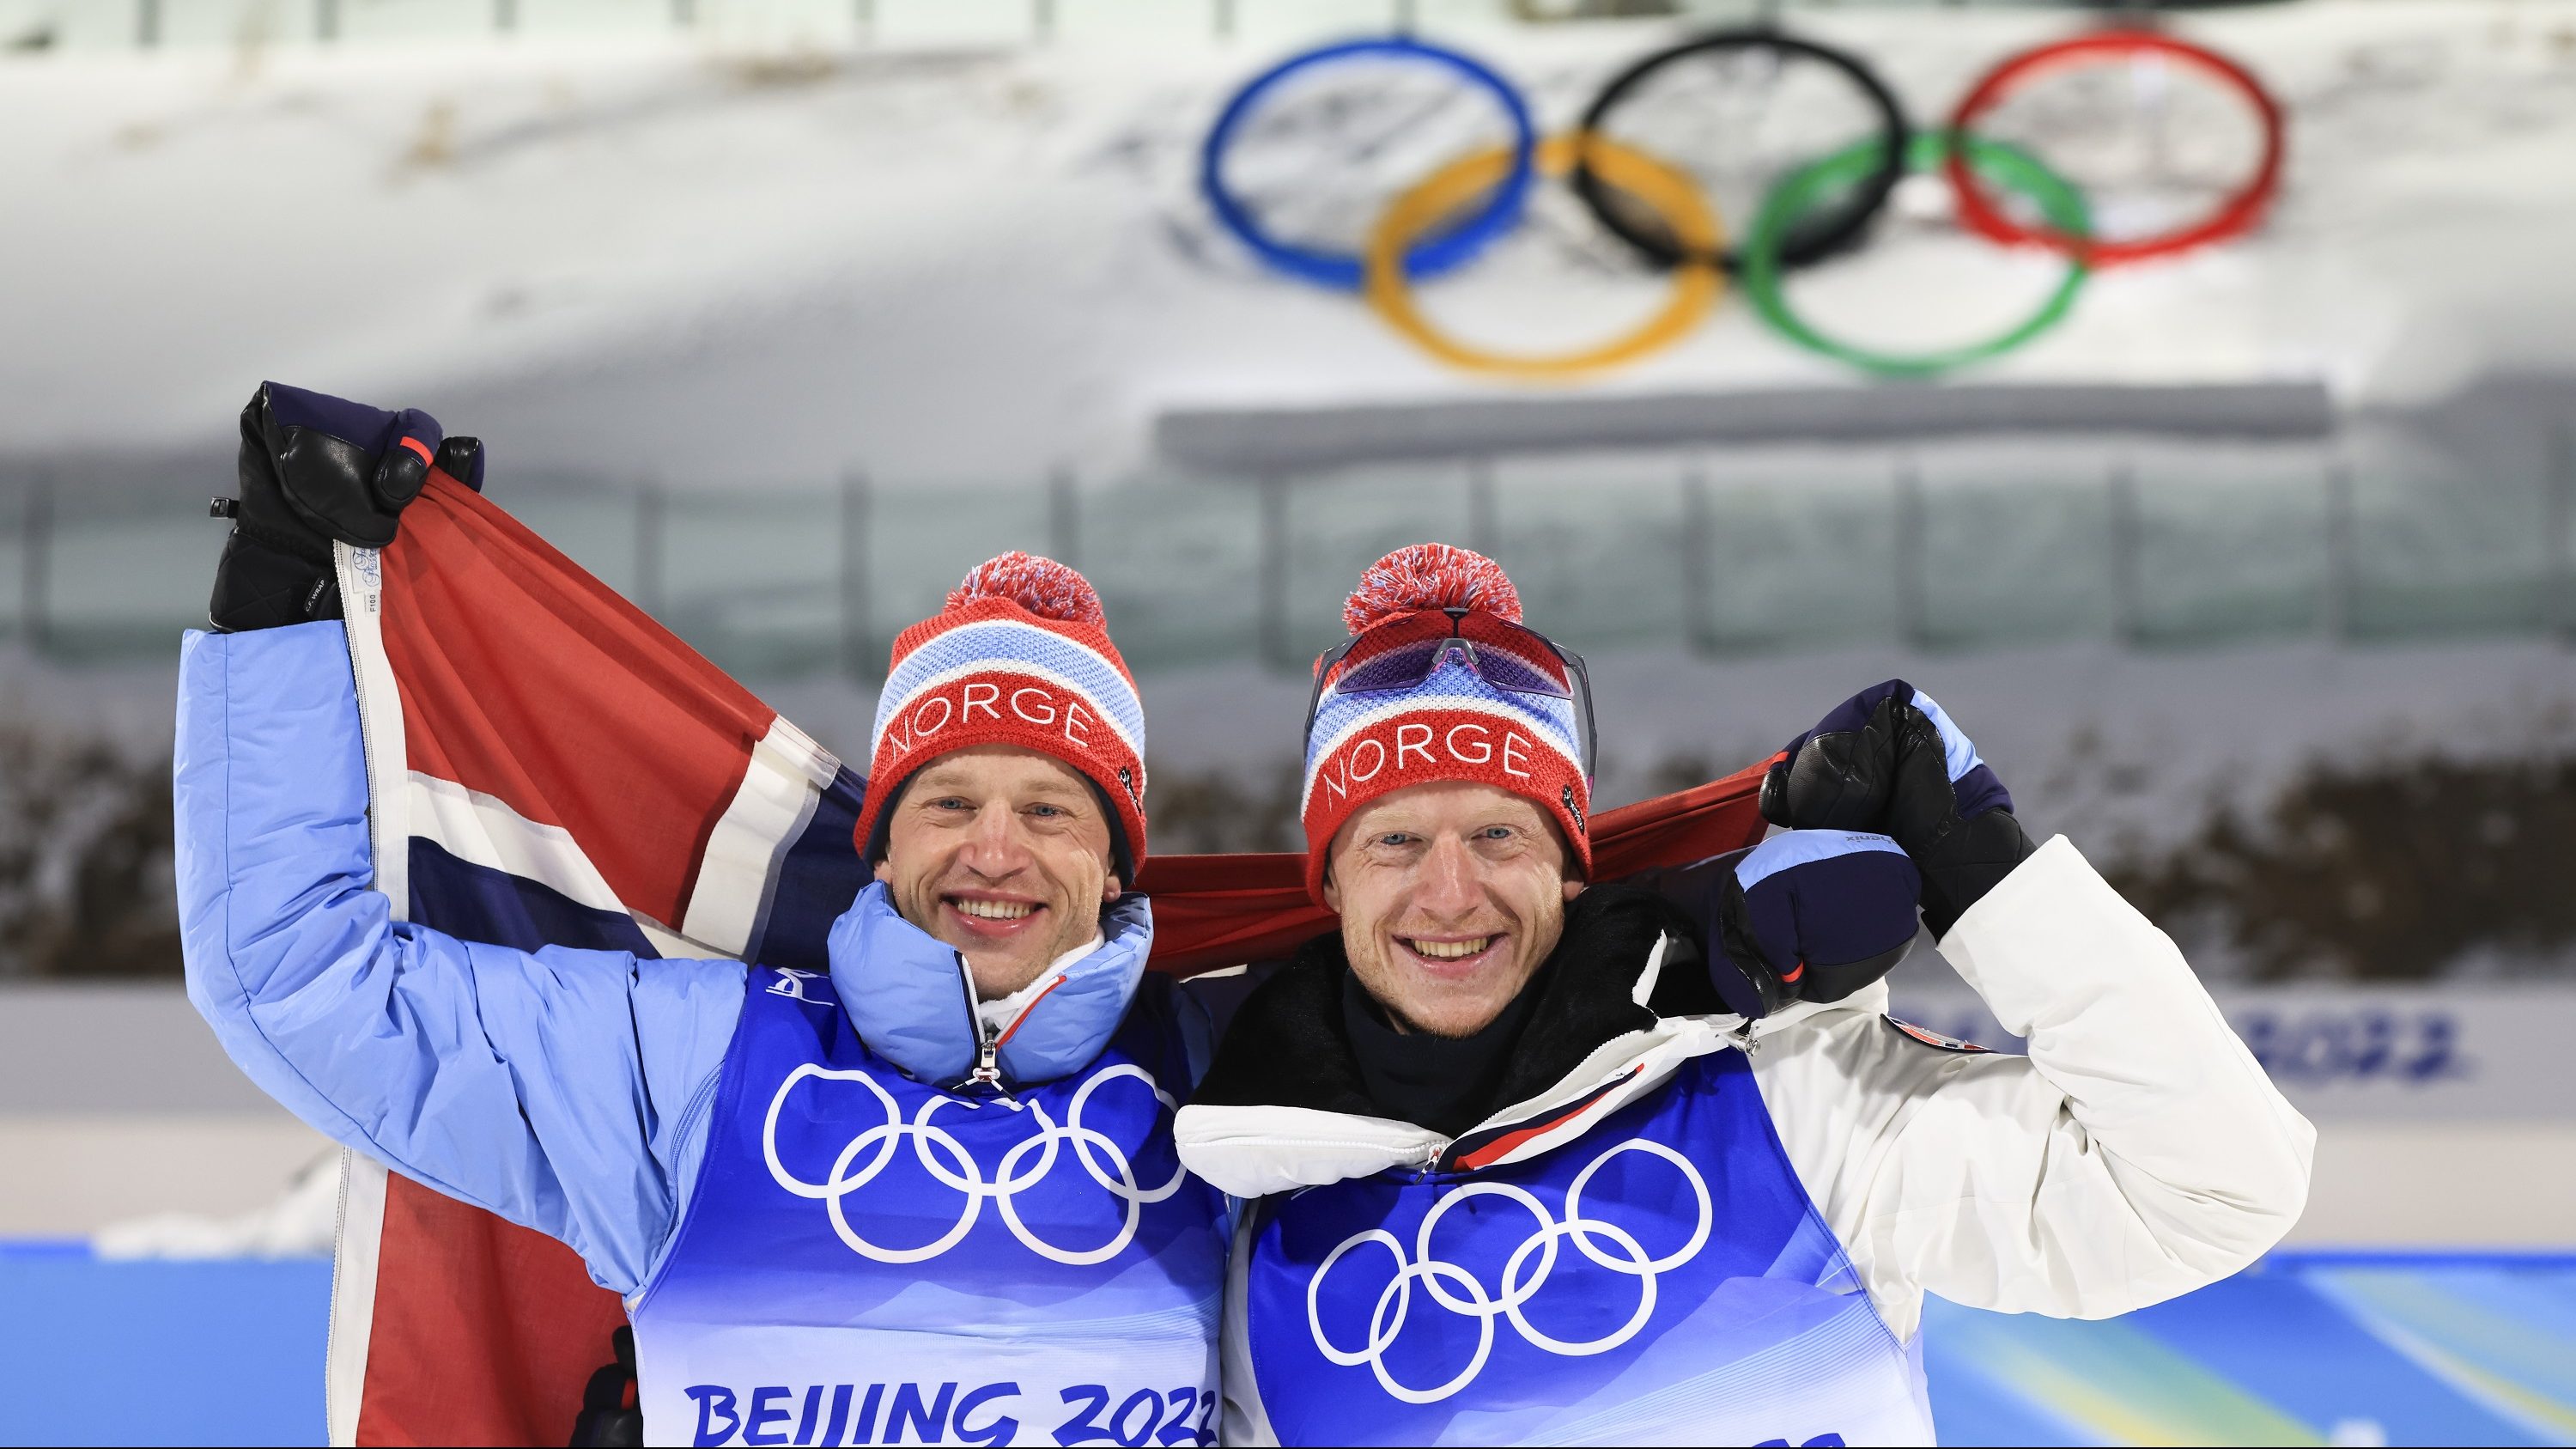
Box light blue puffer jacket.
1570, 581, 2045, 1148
175, 619, 1162, 1295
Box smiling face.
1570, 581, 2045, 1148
1321, 780, 1583, 1038
872, 744, 1121, 999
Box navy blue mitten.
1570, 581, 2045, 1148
1759, 679, 2036, 937
1713, 830, 1923, 1016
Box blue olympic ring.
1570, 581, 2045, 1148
1200, 35, 1538, 292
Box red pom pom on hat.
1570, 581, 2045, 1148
947, 551, 1106, 626
1343, 543, 1522, 636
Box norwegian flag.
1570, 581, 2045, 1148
319, 466, 1766, 1446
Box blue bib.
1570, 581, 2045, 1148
633, 968, 1230, 1448
1243, 1049, 1930, 1446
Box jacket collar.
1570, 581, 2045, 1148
1177, 885, 1745, 1196
1173, 987, 1882, 1199
825, 883, 1154, 1089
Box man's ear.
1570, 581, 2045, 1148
872, 859, 892, 886
1562, 877, 1584, 902
1102, 872, 1123, 903
1321, 858, 1341, 915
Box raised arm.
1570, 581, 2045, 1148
179, 382, 747, 1295
1751, 682, 2312, 1332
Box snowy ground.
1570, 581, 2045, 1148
2, 0, 2573, 484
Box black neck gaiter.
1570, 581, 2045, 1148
1338, 964, 1552, 1138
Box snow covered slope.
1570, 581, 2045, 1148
2, 0, 2573, 484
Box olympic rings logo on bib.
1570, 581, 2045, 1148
1303, 1138, 1713, 1404
762, 1062, 1186, 1266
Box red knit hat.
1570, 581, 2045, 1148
853, 552, 1146, 880
1300, 545, 1591, 906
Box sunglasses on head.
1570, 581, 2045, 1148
1304, 607, 1598, 782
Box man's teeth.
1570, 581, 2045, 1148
1407, 937, 1492, 961
954, 899, 1036, 921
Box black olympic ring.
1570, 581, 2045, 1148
1572, 27, 1912, 277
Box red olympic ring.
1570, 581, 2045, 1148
1945, 28, 2285, 266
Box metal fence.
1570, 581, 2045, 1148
9, 0, 2161, 53
8, 440, 2573, 680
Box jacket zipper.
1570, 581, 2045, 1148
953, 953, 1003, 1091
957, 959, 1070, 1093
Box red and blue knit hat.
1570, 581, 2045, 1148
854, 552, 1146, 880
1300, 545, 1591, 905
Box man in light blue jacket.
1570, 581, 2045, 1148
179, 385, 1230, 1446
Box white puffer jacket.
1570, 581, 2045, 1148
1176, 837, 2316, 1446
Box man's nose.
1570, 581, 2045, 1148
1410, 834, 1482, 919
956, 805, 1033, 878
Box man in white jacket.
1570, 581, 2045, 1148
1172, 544, 2313, 1446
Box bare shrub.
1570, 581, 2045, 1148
1146, 763, 1302, 856
0, 723, 179, 978
2111, 752, 2576, 983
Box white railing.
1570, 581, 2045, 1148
3, 0, 2110, 55
8, 435, 2573, 679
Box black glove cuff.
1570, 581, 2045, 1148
1917, 809, 2040, 939
210, 530, 342, 632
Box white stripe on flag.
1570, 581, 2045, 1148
404, 773, 721, 960
679, 716, 841, 959
406, 772, 629, 918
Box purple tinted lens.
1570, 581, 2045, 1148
1328, 637, 1571, 700
1468, 644, 1572, 698
1332, 638, 1446, 694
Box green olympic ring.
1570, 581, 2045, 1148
1741, 131, 2092, 380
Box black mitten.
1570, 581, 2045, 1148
1760, 680, 2038, 937
207, 381, 479, 631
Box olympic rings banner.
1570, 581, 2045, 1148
1200, 24, 2286, 381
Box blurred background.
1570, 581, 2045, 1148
3, 0, 2574, 1443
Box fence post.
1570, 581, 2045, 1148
317, 0, 340, 43
22, 476, 52, 657
636, 482, 665, 618
1895, 454, 1930, 650
854, 0, 876, 45
1258, 475, 1290, 670
2549, 424, 2573, 648
1031, 0, 1054, 44
137, 0, 161, 48
1212, 0, 1235, 41
672, 0, 696, 28
841, 470, 873, 682
2323, 458, 2354, 642
1391, 0, 1416, 35
1680, 461, 1716, 656
495, 0, 517, 34
1466, 458, 1496, 557
1048, 466, 1080, 569
2108, 459, 2142, 646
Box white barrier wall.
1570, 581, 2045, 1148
1887, 981, 2576, 1245
5, 980, 2573, 1243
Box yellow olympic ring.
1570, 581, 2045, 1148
1364, 134, 1725, 381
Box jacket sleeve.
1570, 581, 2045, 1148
174, 622, 748, 1295
1747, 835, 2314, 1337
